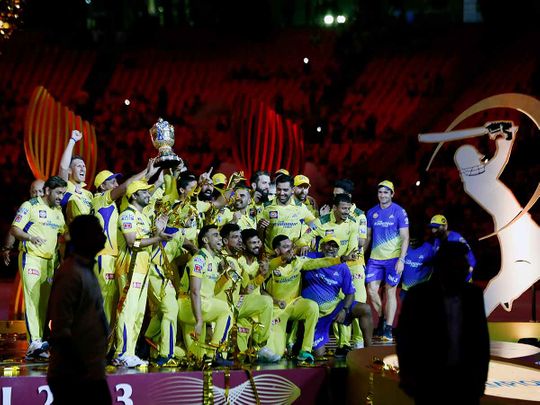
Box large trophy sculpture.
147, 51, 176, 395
150, 118, 183, 168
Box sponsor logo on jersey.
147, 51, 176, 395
269, 211, 278, 219
105, 273, 115, 280
325, 229, 334, 235
27, 268, 40, 276
39, 210, 47, 218
132, 281, 142, 288
194, 264, 202, 273
122, 222, 132, 229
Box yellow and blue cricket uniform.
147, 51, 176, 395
401, 242, 436, 293
12, 197, 65, 342
61, 180, 93, 224
93, 190, 119, 324
366, 203, 409, 286
264, 255, 340, 356
114, 204, 153, 358
178, 248, 232, 358
260, 199, 316, 254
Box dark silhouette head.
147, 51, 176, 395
433, 241, 470, 294
69, 215, 106, 259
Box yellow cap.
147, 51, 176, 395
294, 174, 310, 187
378, 180, 394, 193
321, 234, 340, 246
430, 214, 448, 228
94, 170, 122, 189
275, 168, 290, 176
212, 173, 227, 186
126, 180, 153, 198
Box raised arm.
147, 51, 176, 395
58, 130, 82, 181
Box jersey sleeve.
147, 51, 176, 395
357, 213, 368, 239
398, 207, 409, 229
11, 201, 32, 230
299, 256, 341, 271
188, 254, 205, 279
302, 204, 316, 225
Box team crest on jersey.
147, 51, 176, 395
269, 211, 278, 219
194, 264, 202, 273
373, 213, 379, 219
122, 222, 132, 229
14, 214, 23, 223
39, 210, 47, 218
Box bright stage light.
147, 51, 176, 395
323, 15, 334, 25
316, 126, 322, 133
303, 57, 309, 64
336, 15, 346, 24
415, 180, 420, 186
124, 99, 130, 106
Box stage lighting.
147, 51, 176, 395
303, 57, 309, 64
415, 180, 420, 186
323, 15, 334, 25
316, 126, 322, 133
124, 99, 131, 106
336, 15, 346, 24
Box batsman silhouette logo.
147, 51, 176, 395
419, 93, 540, 315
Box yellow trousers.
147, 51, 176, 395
336, 262, 366, 346
145, 263, 178, 358
178, 296, 231, 358
266, 297, 318, 356
232, 294, 273, 352
94, 254, 118, 326
19, 253, 54, 342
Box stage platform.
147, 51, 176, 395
1, 335, 539, 404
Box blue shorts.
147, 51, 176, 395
313, 300, 358, 350
365, 258, 401, 286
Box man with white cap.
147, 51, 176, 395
293, 174, 319, 218
429, 214, 476, 281
113, 180, 173, 367
365, 180, 409, 341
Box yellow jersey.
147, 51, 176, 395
265, 256, 340, 304
93, 190, 119, 257
260, 198, 316, 253
315, 212, 359, 256
235, 210, 258, 231
185, 248, 222, 300
238, 255, 263, 295
64, 180, 93, 223
12, 197, 65, 259
215, 252, 243, 302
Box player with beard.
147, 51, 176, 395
293, 175, 319, 218
215, 224, 277, 362
177, 225, 232, 365
250, 170, 271, 215
58, 130, 93, 224
113, 181, 173, 367
10, 176, 67, 360
230, 185, 257, 230
258, 175, 317, 254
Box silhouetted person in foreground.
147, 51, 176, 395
47, 215, 112, 405
396, 242, 490, 405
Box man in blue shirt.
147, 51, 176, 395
302, 235, 372, 358
430, 215, 476, 281
365, 180, 409, 341
401, 224, 436, 299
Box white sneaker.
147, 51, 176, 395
122, 355, 148, 368
257, 347, 281, 363
352, 341, 364, 349
25, 339, 48, 360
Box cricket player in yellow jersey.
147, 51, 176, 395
93, 162, 157, 325
293, 175, 319, 218
258, 175, 317, 254
113, 181, 173, 368
58, 130, 93, 223
230, 185, 257, 230
216, 224, 278, 362
177, 225, 233, 366
249, 170, 271, 216
263, 235, 349, 362
10, 176, 67, 359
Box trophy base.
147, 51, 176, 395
155, 154, 182, 169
